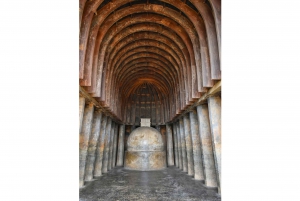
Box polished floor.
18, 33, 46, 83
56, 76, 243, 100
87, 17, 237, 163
80, 166, 221, 201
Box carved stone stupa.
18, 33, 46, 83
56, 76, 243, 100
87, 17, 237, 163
124, 126, 166, 171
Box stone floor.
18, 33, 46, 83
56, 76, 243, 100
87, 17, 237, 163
80, 166, 221, 201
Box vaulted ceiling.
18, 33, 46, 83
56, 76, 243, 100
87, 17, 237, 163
79, 0, 221, 125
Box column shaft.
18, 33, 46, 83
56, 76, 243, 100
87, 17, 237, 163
208, 95, 221, 191
183, 114, 194, 176
116, 124, 125, 166
189, 109, 205, 180
166, 124, 175, 166
102, 117, 112, 173
79, 102, 94, 187
197, 105, 218, 187
112, 124, 118, 167
179, 118, 188, 172
176, 122, 182, 170
108, 121, 115, 171
172, 123, 179, 167
84, 110, 102, 181
79, 96, 85, 133
93, 115, 107, 176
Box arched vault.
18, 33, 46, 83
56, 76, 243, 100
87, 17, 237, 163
79, 0, 221, 125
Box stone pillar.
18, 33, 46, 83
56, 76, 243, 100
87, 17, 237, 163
79, 102, 94, 188
79, 96, 85, 133
112, 123, 118, 168
166, 124, 175, 166
108, 121, 115, 171
116, 124, 125, 166
189, 109, 205, 180
183, 114, 194, 176
84, 109, 102, 181
102, 117, 112, 173
172, 123, 179, 168
93, 115, 107, 177
179, 118, 188, 172
197, 105, 218, 187
207, 95, 221, 192
176, 122, 183, 170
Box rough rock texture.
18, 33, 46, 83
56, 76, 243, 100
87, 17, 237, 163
166, 124, 175, 166
79, 103, 94, 188
93, 115, 107, 177
108, 121, 115, 171
176, 122, 183, 170
172, 123, 179, 167
116, 124, 125, 166
183, 114, 195, 176
189, 109, 205, 181
125, 151, 166, 171
208, 95, 221, 193
102, 118, 112, 173
127, 127, 164, 151
84, 110, 102, 181
80, 167, 221, 201
124, 127, 166, 171
197, 105, 218, 187
112, 123, 118, 167
179, 118, 188, 172
79, 96, 85, 133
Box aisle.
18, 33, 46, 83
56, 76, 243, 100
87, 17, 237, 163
80, 167, 220, 201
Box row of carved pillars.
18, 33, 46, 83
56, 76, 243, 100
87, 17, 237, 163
165, 94, 221, 193
79, 96, 125, 188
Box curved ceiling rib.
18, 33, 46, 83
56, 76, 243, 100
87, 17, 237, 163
91, 13, 197, 96
79, 0, 221, 125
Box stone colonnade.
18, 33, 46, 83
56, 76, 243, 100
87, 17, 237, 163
165, 94, 221, 193
79, 97, 125, 188
80, 93, 221, 192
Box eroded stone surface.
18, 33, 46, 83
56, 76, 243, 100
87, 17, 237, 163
197, 105, 218, 187
116, 124, 125, 166
80, 167, 221, 201
207, 95, 221, 193
127, 127, 164, 151
125, 127, 166, 171
125, 151, 166, 171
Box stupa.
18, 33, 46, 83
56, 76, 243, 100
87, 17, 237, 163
124, 122, 166, 171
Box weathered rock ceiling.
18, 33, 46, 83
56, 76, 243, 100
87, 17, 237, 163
79, 0, 221, 125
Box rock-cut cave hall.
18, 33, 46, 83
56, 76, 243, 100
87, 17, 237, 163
79, 0, 221, 200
